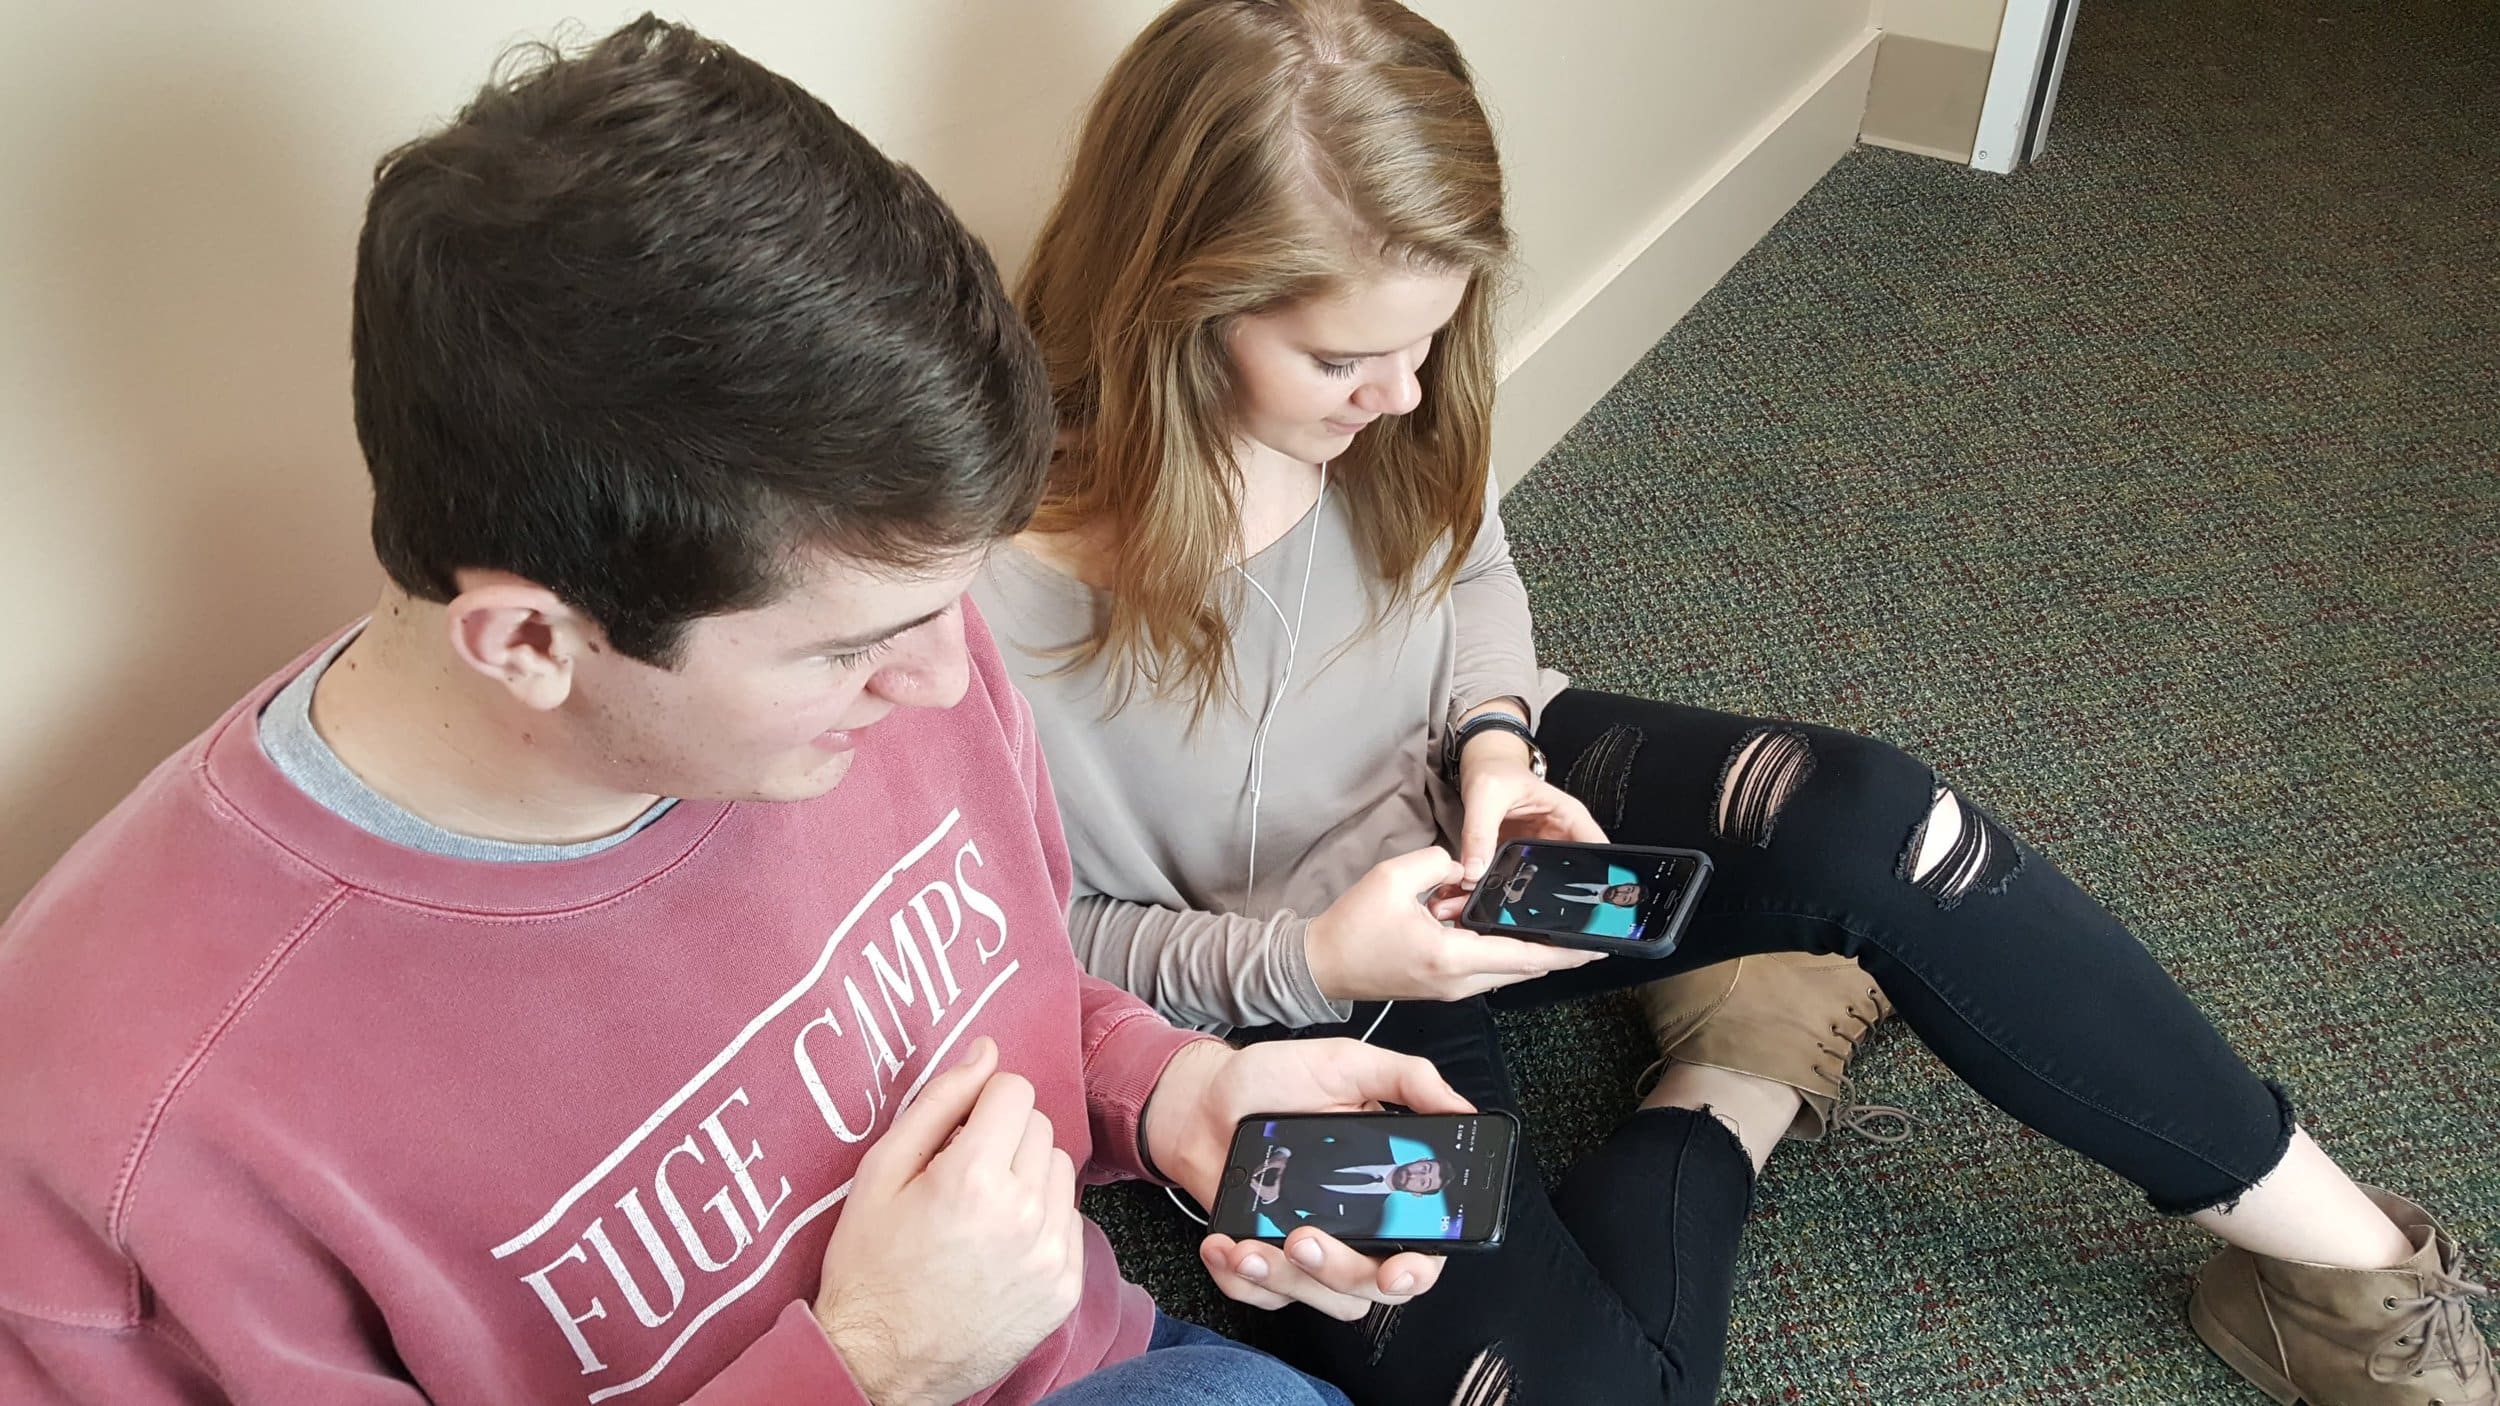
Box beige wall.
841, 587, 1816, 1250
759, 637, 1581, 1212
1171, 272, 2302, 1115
1876, 0, 2008, 51
1448, 3, 1875, 353
0, 0, 1872, 912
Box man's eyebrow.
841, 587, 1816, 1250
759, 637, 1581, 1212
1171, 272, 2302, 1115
805, 604, 951, 653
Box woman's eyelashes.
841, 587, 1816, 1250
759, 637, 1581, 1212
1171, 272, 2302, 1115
1314, 336, 1434, 380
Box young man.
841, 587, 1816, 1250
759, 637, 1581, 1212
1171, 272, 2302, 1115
1251, 1137, 1447, 1239
0, 19, 1455, 1404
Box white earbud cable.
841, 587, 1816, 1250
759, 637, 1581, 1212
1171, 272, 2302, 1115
1237, 462, 1327, 911
1169, 464, 1404, 1231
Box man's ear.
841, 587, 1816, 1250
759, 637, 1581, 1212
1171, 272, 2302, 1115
442, 570, 601, 713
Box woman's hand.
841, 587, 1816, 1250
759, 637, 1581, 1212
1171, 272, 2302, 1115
1305, 847, 1600, 1003
1455, 728, 1607, 883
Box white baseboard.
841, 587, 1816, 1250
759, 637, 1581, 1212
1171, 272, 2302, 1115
1489, 29, 1881, 492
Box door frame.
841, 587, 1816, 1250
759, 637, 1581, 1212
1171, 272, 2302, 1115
1972, 0, 2084, 173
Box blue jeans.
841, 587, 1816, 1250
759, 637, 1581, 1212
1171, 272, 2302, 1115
1038, 1313, 1353, 1406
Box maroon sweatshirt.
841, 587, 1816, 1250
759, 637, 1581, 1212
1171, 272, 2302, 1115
0, 606, 1209, 1404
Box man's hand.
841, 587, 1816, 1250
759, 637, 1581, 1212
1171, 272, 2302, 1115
1141, 1038, 1474, 1322
1455, 728, 1609, 883
1306, 847, 1601, 1002
812, 1039, 1083, 1406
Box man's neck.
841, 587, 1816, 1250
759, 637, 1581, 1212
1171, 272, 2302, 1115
310, 601, 661, 846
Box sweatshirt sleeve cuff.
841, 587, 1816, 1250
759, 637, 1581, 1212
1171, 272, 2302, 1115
684, 1301, 870, 1405
1084, 1001, 1225, 1185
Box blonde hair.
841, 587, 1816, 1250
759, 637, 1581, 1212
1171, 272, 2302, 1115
1020, 0, 1509, 720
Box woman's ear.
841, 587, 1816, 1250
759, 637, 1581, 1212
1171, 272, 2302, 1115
441, 570, 598, 713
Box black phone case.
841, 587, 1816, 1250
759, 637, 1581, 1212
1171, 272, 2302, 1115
1208, 1111, 1519, 1254
1456, 839, 1714, 957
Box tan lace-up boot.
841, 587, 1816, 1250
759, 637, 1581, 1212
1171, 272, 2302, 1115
2190, 1185, 2495, 1406
1634, 952, 1909, 1143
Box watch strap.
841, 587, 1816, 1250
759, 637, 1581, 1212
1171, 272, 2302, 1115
1446, 711, 1546, 779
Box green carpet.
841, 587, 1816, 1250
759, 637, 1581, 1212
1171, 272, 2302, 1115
1085, 1, 2499, 1398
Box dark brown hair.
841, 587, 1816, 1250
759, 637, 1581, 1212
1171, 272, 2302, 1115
353, 15, 1050, 665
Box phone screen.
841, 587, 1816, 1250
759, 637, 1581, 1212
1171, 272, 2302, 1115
1209, 1113, 1515, 1247
1464, 841, 1703, 949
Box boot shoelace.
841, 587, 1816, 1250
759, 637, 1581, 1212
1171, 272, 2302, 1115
2368, 1265, 2493, 1392
1826, 1074, 1916, 1144
1816, 995, 1915, 1144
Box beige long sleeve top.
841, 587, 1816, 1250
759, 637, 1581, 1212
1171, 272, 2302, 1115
972, 481, 1566, 1032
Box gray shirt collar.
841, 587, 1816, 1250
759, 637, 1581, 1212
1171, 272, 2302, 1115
255, 628, 675, 864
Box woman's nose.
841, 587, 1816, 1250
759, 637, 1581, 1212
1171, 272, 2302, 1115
1355, 357, 1423, 416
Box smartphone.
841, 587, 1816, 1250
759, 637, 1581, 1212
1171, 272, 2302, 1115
1205, 1111, 1518, 1254
1458, 839, 1711, 957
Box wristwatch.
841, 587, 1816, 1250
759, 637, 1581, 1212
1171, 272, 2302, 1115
1444, 711, 1546, 780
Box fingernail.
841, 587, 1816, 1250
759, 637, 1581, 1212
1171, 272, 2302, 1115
1291, 1240, 1323, 1270
1390, 1272, 1417, 1294
1240, 1254, 1269, 1281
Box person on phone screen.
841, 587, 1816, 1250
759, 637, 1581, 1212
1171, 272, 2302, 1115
1548, 873, 1646, 939
1499, 860, 1643, 939
1559, 881, 1645, 910
1248, 1149, 1443, 1203
1264, 1129, 1445, 1239
1323, 1158, 1445, 1196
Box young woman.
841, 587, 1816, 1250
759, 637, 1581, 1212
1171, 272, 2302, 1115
973, 2, 2495, 1403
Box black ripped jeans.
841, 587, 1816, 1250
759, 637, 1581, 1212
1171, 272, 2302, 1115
1250, 690, 2294, 1406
